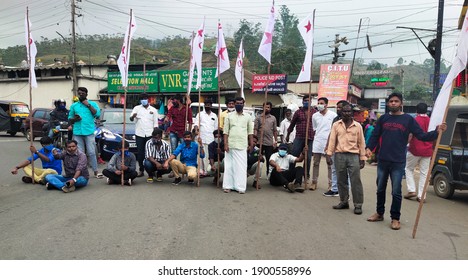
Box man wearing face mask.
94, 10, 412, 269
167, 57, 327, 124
254, 101, 278, 177
286, 96, 316, 181
366, 92, 447, 230
11, 136, 62, 185
279, 109, 295, 152
165, 94, 193, 152
207, 129, 225, 184
68, 87, 101, 178
130, 93, 159, 177
219, 98, 235, 130
102, 140, 137, 186
269, 143, 305, 193
144, 128, 172, 183
193, 98, 218, 176
311, 97, 337, 191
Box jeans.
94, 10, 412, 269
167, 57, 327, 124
169, 132, 183, 153
376, 160, 406, 220
136, 135, 151, 172
291, 138, 313, 177
74, 134, 98, 173
144, 159, 171, 178
45, 174, 88, 190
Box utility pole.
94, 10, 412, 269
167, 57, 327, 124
330, 34, 349, 64
71, 0, 78, 96
433, 0, 444, 101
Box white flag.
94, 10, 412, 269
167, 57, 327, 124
187, 33, 196, 95
24, 14, 37, 88
258, 1, 275, 63
193, 19, 205, 89
117, 11, 137, 87
429, 15, 468, 130
235, 39, 245, 98
296, 12, 315, 83
215, 21, 230, 77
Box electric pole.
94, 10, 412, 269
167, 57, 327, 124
71, 0, 79, 96
330, 34, 349, 64
433, 0, 444, 101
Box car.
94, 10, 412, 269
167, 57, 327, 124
22, 108, 52, 141
431, 105, 468, 199
95, 108, 137, 161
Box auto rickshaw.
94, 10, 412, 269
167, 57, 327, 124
0, 100, 30, 136
431, 105, 468, 198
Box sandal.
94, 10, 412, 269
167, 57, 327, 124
223, 189, 231, 193
95, 173, 104, 179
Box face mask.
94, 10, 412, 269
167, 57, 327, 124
317, 104, 325, 112
227, 107, 235, 112
141, 99, 148, 106
235, 104, 243, 112
117, 151, 130, 156
265, 110, 270, 115
214, 138, 221, 144
184, 139, 192, 146
278, 150, 287, 157
173, 102, 179, 108
303, 102, 309, 109
44, 144, 54, 151
205, 107, 212, 112
59, 105, 66, 110
79, 96, 86, 102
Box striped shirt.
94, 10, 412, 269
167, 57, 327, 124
145, 139, 171, 162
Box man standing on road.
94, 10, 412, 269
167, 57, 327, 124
193, 99, 218, 177
144, 128, 172, 183
11, 136, 62, 184
45, 139, 89, 193
130, 93, 159, 177
102, 140, 137, 186
219, 98, 235, 130
279, 109, 295, 153
404, 102, 432, 203
269, 143, 305, 193
68, 87, 101, 178
165, 94, 193, 152
254, 101, 278, 177
223, 97, 254, 194
366, 93, 446, 230
311, 97, 337, 191
326, 103, 366, 215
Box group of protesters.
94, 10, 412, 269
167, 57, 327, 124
11, 90, 447, 230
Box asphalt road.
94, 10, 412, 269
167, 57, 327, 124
1, 135, 467, 260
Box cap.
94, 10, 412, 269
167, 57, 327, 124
278, 143, 288, 150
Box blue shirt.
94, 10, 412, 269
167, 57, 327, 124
172, 141, 205, 167
27, 147, 63, 174
69, 101, 100, 136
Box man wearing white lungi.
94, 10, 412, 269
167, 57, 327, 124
223, 97, 254, 194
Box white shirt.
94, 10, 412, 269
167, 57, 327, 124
312, 109, 337, 153
194, 110, 218, 144
279, 118, 295, 144
268, 152, 297, 177
131, 104, 159, 137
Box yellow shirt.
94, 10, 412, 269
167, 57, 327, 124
326, 120, 367, 160
219, 109, 230, 130
224, 111, 253, 149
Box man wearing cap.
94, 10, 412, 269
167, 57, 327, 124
193, 98, 218, 176
269, 143, 305, 193
130, 93, 159, 177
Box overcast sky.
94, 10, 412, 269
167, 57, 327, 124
0, 0, 463, 66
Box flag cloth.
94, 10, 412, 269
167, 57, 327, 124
24, 14, 37, 88
193, 19, 205, 89
117, 11, 137, 88
429, 16, 468, 131
235, 39, 245, 98
296, 12, 315, 83
215, 21, 230, 77
258, 1, 275, 63
187, 33, 196, 95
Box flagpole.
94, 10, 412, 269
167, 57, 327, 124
241, 38, 245, 100
216, 20, 222, 188
412, 82, 452, 238
255, 64, 271, 190
26, 7, 35, 184
185, 32, 195, 131
121, 9, 133, 186
304, 10, 316, 190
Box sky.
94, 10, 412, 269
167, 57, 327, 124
0, 0, 463, 67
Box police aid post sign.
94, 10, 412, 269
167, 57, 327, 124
318, 64, 351, 106
252, 74, 287, 95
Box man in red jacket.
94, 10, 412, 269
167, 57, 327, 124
404, 103, 433, 202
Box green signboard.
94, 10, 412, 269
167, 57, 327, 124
159, 68, 218, 93
108, 71, 159, 93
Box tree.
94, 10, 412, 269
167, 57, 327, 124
406, 84, 431, 100
233, 19, 264, 72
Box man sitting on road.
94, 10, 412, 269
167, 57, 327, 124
247, 135, 264, 189
11, 136, 62, 185
207, 129, 225, 184
269, 143, 305, 193
45, 139, 89, 193
102, 140, 137, 186
144, 128, 172, 183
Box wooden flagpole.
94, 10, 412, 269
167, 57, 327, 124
121, 9, 133, 186
255, 64, 271, 190
412, 82, 453, 238
185, 32, 195, 131
216, 20, 222, 188
304, 10, 316, 190
197, 87, 202, 188
26, 7, 35, 184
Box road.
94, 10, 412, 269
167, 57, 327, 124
1, 135, 467, 260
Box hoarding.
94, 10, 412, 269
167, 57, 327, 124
108, 71, 158, 93
318, 64, 351, 106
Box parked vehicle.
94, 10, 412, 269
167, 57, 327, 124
95, 108, 137, 161
52, 121, 70, 149
22, 108, 52, 141
0, 100, 29, 136
431, 105, 468, 198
